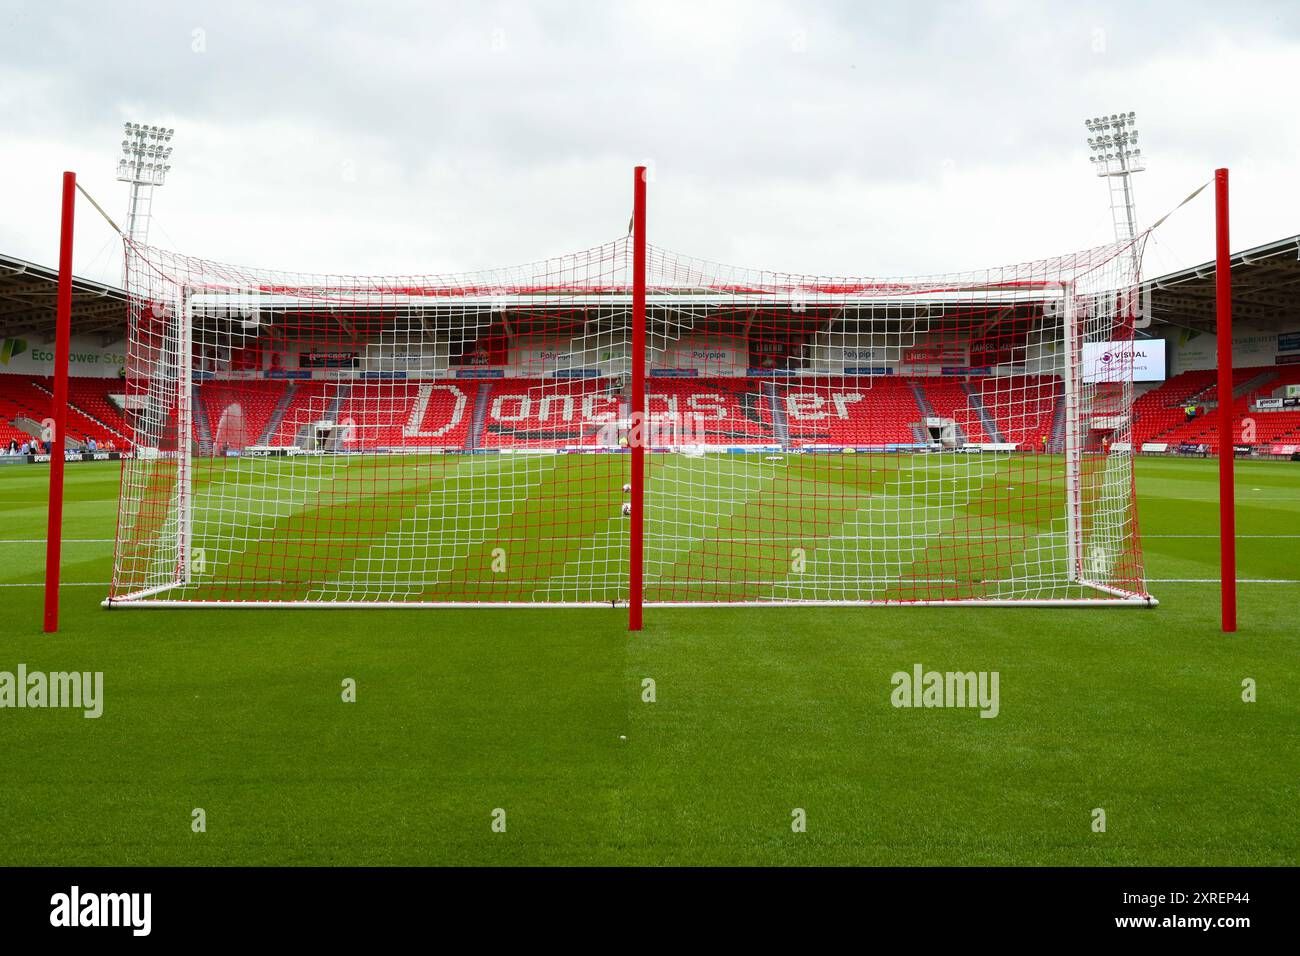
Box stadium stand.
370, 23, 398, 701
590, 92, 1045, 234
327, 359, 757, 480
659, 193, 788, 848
913, 378, 991, 443
648, 377, 774, 443
337, 381, 477, 448
198, 379, 287, 451
65, 378, 131, 444
1129, 369, 1218, 446
10, 364, 1300, 457
0, 375, 127, 449
0, 376, 40, 447
1155, 365, 1300, 451
970, 375, 1061, 446
481, 378, 616, 448
264, 382, 341, 446
783, 376, 919, 446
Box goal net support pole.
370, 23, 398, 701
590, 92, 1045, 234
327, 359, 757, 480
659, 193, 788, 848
1215, 167, 1236, 633
178, 288, 194, 588
43, 171, 77, 634
629, 165, 647, 632
1060, 282, 1084, 582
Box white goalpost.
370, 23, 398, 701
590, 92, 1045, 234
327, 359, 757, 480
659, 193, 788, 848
105, 170, 1156, 616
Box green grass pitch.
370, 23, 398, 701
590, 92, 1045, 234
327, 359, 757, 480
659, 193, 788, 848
0, 455, 1296, 865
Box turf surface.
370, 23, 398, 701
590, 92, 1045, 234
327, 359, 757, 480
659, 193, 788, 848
115, 451, 1127, 604
0, 455, 1296, 865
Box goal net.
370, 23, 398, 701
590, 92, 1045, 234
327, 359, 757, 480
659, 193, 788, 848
106, 208, 1154, 611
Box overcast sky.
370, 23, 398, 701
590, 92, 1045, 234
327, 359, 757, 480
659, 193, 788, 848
1, 0, 1296, 288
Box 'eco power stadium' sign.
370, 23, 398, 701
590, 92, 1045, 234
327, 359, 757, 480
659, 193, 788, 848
0, 337, 127, 378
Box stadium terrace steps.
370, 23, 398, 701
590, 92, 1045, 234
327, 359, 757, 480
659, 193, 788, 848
973, 376, 1060, 447
959, 381, 1003, 443
257, 382, 300, 446
914, 378, 981, 443
1234, 368, 1278, 400
10, 416, 42, 443
467, 382, 492, 450
1259, 365, 1300, 399
1048, 395, 1066, 454
193, 384, 213, 448
323, 382, 352, 425
264, 382, 340, 447
63, 378, 132, 445
907, 379, 937, 419
762, 381, 790, 447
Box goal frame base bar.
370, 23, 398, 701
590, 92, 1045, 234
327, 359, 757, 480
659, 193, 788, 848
103, 595, 1157, 609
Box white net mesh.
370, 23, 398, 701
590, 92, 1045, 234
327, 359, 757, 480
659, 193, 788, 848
108, 230, 1152, 607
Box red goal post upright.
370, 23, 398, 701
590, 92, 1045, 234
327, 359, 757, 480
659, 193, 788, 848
629, 165, 648, 632
43, 171, 77, 634
1214, 168, 1236, 633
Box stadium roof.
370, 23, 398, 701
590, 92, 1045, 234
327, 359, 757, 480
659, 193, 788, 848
1, 234, 1298, 342
1144, 232, 1300, 333
0, 251, 127, 343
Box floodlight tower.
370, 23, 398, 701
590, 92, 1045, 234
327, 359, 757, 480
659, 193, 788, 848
1084, 112, 1144, 246
116, 122, 175, 246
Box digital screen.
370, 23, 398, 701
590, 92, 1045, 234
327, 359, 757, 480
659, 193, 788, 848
1081, 340, 1166, 383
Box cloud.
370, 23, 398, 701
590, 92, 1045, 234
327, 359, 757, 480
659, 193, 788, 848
0, 0, 1295, 286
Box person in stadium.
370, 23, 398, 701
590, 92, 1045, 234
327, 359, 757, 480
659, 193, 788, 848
1041, 434, 1049, 454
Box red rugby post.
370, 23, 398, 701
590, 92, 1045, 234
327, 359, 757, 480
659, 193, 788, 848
44, 171, 77, 633
1214, 168, 1236, 633
629, 165, 647, 632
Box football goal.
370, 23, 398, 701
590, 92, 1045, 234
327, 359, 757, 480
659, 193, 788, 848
103, 167, 1156, 622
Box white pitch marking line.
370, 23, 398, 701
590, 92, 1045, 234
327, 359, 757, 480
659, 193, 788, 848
0, 539, 117, 544
1149, 578, 1300, 584
0, 582, 114, 587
